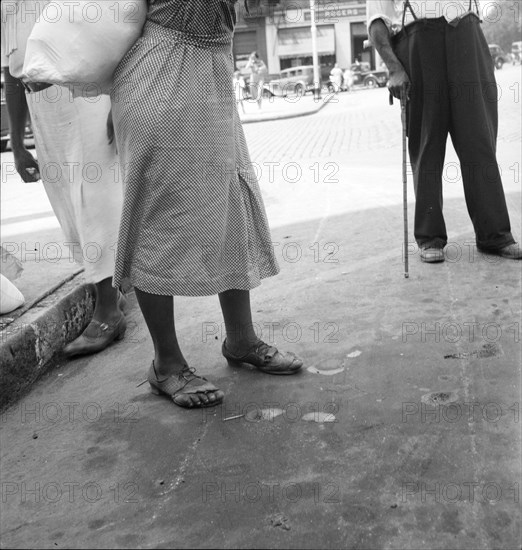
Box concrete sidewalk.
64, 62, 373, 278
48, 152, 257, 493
0, 197, 521, 548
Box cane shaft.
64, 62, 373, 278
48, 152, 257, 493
401, 96, 409, 278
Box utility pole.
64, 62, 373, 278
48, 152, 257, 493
310, 0, 321, 99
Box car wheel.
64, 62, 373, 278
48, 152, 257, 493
364, 76, 378, 88
495, 58, 503, 69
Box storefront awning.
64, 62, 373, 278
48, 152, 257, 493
277, 25, 335, 58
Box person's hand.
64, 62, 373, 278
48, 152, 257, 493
387, 67, 411, 102
13, 148, 40, 183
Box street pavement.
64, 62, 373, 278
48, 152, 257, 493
0, 66, 521, 548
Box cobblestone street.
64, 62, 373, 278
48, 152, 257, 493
244, 65, 521, 163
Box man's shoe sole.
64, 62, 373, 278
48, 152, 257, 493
420, 249, 445, 263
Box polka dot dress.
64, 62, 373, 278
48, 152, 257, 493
111, 0, 280, 296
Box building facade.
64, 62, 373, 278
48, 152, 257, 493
233, 0, 375, 77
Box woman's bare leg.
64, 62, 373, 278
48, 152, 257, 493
218, 289, 260, 355
136, 288, 223, 407
134, 288, 187, 378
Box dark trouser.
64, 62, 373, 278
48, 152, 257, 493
392, 15, 514, 250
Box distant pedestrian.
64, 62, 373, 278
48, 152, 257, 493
343, 67, 354, 92
245, 51, 268, 109
368, 0, 521, 262
329, 63, 343, 93
233, 70, 246, 114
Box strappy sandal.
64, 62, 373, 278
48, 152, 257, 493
222, 339, 303, 375
148, 362, 224, 408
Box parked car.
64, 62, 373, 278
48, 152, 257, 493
488, 44, 509, 69
511, 41, 522, 65
1, 72, 10, 152
349, 62, 388, 88
263, 65, 317, 97
326, 62, 388, 91
1, 71, 33, 153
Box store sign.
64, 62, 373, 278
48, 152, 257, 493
277, 25, 335, 57
304, 4, 366, 22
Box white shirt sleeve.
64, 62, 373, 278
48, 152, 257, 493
366, 0, 400, 36
1, 1, 18, 68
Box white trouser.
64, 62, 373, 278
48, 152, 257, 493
26, 87, 122, 283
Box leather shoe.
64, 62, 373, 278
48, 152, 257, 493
64, 314, 127, 358
479, 243, 522, 260
222, 339, 303, 375
420, 247, 445, 263
148, 361, 224, 408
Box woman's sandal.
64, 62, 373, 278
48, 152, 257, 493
148, 361, 224, 408
222, 339, 303, 375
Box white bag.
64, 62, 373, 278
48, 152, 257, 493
22, 0, 147, 96
0, 274, 25, 314
0, 246, 24, 282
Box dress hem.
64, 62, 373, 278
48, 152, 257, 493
112, 265, 280, 296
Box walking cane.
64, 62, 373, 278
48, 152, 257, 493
400, 87, 409, 278
390, 87, 409, 278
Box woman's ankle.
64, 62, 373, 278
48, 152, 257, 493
225, 336, 261, 356
153, 357, 188, 378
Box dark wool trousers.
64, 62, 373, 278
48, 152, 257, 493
392, 15, 514, 250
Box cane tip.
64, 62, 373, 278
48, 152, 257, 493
404, 273, 409, 278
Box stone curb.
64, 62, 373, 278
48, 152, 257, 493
239, 93, 334, 124
0, 283, 95, 411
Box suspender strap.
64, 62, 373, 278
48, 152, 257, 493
401, 0, 481, 28
402, 0, 418, 28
